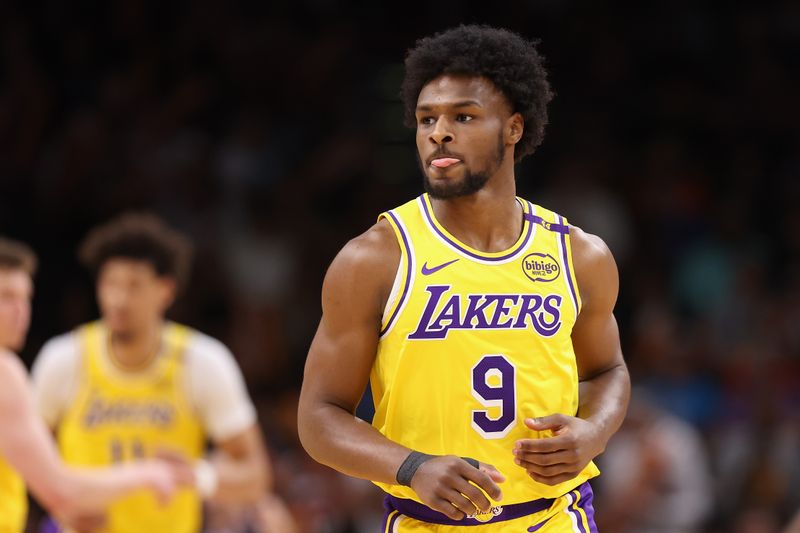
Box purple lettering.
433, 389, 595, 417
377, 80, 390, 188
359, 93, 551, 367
462, 295, 493, 328
428, 295, 462, 332
408, 286, 563, 340
533, 294, 563, 337
512, 294, 543, 329
487, 295, 520, 328
408, 285, 451, 339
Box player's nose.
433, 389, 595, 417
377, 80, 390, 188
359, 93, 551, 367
429, 118, 454, 145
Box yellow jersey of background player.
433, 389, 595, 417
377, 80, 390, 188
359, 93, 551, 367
32, 214, 270, 533
0, 237, 184, 533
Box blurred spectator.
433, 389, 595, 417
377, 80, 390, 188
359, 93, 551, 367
786, 509, 800, 533
204, 494, 298, 533
596, 390, 713, 532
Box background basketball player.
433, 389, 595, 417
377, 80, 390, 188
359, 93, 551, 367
0, 236, 187, 533
31, 214, 271, 532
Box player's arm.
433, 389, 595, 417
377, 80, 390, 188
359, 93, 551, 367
0, 352, 184, 517
571, 228, 630, 453
298, 220, 502, 521
513, 227, 630, 485
157, 424, 270, 505
166, 338, 271, 504
30, 334, 77, 432
298, 221, 411, 480
205, 423, 270, 503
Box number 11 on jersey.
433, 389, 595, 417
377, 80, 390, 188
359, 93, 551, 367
471, 355, 517, 439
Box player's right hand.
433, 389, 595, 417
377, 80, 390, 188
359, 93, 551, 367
409, 455, 504, 521
153, 448, 198, 487
139, 459, 181, 505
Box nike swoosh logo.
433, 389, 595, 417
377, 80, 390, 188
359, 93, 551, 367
421, 259, 459, 275
527, 514, 554, 532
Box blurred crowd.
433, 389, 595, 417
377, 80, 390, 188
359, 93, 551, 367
1, 1, 798, 531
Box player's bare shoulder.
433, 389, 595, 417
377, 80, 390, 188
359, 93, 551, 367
0, 348, 23, 372
0, 349, 28, 397
322, 218, 401, 320
569, 225, 619, 310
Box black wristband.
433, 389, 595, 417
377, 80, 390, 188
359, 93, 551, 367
462, 456, 479, 469
396, 451, 436, 486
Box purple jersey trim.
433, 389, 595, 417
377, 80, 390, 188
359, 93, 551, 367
383, 510, 401, 533
529, 482, 595, 532
566, 490, 588, 533
524, 213, 570, 234
564, 482, 597, 533
418, 195, 534, 262
380, 210, 414, 336
558, 215, 580, 314
579, 481, 598, 533
384, 494, 554, 526
39, 518, 60, 533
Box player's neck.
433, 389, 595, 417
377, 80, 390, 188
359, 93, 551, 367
430, 175, 522, 253
107, 321, 163, 371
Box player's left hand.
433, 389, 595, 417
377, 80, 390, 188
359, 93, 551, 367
512, 415, 604, 486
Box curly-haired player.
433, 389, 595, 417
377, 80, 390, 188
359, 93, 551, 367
299, 25, 630, 531
32, 214, 271, 533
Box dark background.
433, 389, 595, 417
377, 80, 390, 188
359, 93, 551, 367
2, 1, 799, 531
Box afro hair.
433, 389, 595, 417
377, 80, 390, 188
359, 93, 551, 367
401, 25, 554, 162
79, 212, 193, 290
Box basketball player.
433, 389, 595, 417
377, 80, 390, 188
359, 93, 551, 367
31, 214, 270, 533
298, 26, 630, 531
0, 237, 186, 533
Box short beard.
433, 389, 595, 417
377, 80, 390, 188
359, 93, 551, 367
424, 169, 490, 199
420, 135, 505, 200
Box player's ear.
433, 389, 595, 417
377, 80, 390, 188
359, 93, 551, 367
506, 113, 524, 145
158, 276, 177, 310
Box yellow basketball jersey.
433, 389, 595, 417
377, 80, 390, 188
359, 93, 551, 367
0, 455, 26, 532
57, 321, 205, 533
373, 194, 599, 505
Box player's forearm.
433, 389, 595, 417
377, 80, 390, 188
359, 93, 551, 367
298, 400, 411, 485
0, 363, 158, 517
207, 453, 269, 504
577, 362, 630, 452
41, 463, 156, 516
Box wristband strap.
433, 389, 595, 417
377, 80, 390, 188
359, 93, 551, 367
194, 459, 218, 499
462, 456, 479, 469
396, 451, 436, 486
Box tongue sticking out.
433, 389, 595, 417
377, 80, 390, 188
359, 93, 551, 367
431, 158, 460, 168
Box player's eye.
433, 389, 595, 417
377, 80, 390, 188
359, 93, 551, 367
456, 114, 473, 123
418, 116, 435, 126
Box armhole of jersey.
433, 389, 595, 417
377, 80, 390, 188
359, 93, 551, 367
166, 324, 202, 418
79, 323, 98, 381
378, 210, 414, 338
165, 322, 191, 365
557, 214, 583, 315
